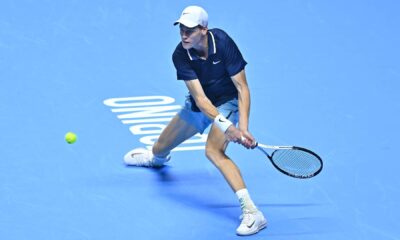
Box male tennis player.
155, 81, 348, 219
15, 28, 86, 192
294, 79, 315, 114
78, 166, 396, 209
124, 6, 267, 236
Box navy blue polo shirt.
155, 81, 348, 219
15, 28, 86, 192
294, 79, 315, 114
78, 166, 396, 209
172, 28, 247, 112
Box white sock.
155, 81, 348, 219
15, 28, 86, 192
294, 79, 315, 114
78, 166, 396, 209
152, 155, 170, 166
236, 188, 258, 212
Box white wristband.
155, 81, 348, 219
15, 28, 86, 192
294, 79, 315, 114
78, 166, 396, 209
214, 114, 233, 133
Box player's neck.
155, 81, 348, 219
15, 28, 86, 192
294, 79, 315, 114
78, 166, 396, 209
193, 34, 208, 60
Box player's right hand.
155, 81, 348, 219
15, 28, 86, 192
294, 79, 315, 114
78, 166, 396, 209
225, 126, 253, 149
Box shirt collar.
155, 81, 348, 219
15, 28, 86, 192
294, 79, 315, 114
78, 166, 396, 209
186, 31, 217, 61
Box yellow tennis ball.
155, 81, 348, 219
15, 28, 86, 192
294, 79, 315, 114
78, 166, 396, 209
65, 132, 77, 144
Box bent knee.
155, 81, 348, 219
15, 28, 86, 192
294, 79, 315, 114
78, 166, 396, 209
205, 146, 226, 164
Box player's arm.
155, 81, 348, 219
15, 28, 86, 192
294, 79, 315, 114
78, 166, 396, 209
184, 79, 219, 119
231, 69, 255, 147
184, 79, 243, 143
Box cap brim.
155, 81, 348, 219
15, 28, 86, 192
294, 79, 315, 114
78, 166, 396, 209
173, 19, 198, 28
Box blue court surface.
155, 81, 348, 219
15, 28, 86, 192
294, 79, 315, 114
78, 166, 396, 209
1, 1, 399, 239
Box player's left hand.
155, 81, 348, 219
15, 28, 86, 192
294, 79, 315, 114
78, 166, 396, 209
240, 130, 256, 149
225, 125, 242, 143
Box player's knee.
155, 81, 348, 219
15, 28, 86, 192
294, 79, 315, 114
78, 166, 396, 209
205, 146, 215, 159
205, 146, 226, 167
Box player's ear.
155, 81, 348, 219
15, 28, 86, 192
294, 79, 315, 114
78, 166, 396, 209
200, 26, 208, 35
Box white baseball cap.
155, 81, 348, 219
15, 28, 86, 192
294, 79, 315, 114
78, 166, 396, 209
174, 6, 208, 28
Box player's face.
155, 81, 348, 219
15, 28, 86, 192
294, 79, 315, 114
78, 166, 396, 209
179, 24, 206, 49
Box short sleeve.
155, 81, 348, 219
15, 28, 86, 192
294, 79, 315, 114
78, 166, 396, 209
221, 33, 247, 76
172, 45, 198, 80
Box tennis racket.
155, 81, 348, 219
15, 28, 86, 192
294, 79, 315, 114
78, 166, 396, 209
254, 142, 323, 179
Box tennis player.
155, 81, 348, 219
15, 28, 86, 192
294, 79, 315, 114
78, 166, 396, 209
124, 6, 267, 236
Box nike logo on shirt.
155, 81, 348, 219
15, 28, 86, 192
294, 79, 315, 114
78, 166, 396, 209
212, 60, 221, 64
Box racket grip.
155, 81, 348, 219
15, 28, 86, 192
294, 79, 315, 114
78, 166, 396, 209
252, 142, 258, 149
241, 136, 258, 149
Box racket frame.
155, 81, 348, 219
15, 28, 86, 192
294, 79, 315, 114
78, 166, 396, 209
255, 143, 323, 179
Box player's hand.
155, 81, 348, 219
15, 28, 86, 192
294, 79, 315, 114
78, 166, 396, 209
240, 130, 256, 149
224, 126, 255, 149
224, 125, 243, 143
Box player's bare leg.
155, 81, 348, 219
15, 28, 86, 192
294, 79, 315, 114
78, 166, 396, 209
205, 125, 267, 236
124, 114, 198, 167
152, 114, 198, 157
205, 124, 246, 191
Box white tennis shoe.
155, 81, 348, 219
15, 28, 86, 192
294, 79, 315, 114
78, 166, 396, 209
124, 148, 169, 167
236, 210, 267, 236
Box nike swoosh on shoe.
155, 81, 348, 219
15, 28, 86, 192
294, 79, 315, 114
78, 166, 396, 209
247, 220, 255, 228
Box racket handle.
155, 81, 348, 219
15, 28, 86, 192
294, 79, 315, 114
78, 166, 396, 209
241, 137, 258, 149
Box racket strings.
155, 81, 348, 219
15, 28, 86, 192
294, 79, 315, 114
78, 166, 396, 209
271, 149, 321, 177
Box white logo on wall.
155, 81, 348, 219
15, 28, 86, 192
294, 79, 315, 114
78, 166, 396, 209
103, 96, 207, 151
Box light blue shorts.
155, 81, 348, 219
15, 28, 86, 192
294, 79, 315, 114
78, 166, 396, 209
178, 96, 239, 134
